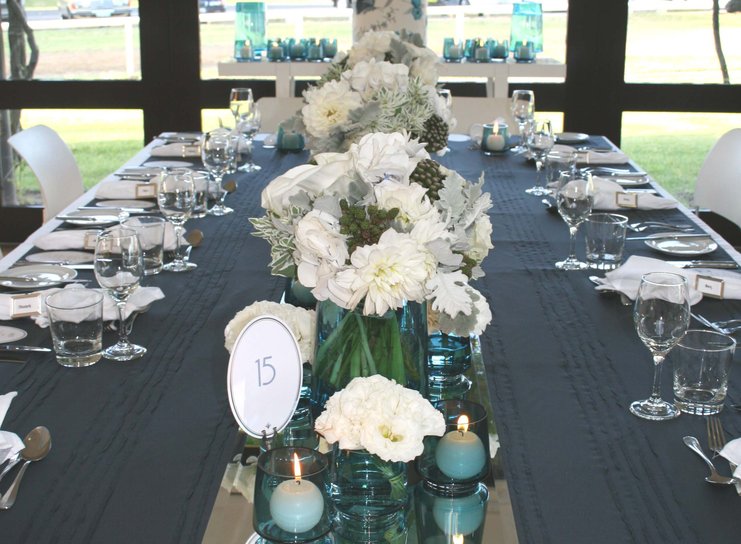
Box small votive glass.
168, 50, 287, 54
417, 400, 490, 496
254, 446, 331, 543
414, 482, 489, 543
464, 39, 477, 61
277, 127, 305, 152
513, 40, 536, 62
306, 39, 323, 62
268, 39, 286, 61
188, 170, 209, 218
672, 329, 736, 415
46, 289, 104, 368
480, 122, 509, 155
260, 399, 319, 453
321, 38, 337, 60
443, 38, 463, 62
289, 39, 306, 61
491, 39, 509, 60
121, 216, 166, 276
584, 213, 628, 270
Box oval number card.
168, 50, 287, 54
227, 316, 303, 438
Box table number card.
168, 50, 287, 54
615, 192, 638, 209
135, 183, 157, 199
227, 316, 303, 438
695, 274, 725, 299
10, 293, 42, 318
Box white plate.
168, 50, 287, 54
96, 199, 156, 209
0, 265, 77, 289
645, 233, 718, 256
59, 209, 120, 226
449, 133, 470, 142
614, 177, 650, 187
556, 132, 589, 144
25, 251, 94, 265
0, 326, 27, 343
142, 160, 192, 168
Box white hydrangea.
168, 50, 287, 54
374, 179, 437, 227
343, 59, 409, 97
294, 209, 349, 289
347, 30, 395, 66
301, 79, 363, 138
350, 131, 428, 184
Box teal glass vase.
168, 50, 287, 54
510, 1, 543, 53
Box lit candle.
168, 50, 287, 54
517, 42, 533, 61
290, 43, 305, 59
269, 45, 284, 61
435, 415, 486, 480
269, 453, 324, 533
447, 45, 461, 59
485, 122, 505, 151
474, 47, 489, 62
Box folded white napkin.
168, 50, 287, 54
0, 284, 165, 327
721, 438, 741, 480
550, 144, 629, 165
150, 142, 200, 158
0, 392, 23, 466
596, 256, 741, 304
592, 177, 677, 211
35, 226, 178, 251
95, 180, 157, 200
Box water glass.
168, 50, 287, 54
189, 170, 210, 218
45, 289, 104, 368
555, 172, 594, 270
121, 216, 166, 276
510, 89, 535, 146
545, 148, 577, 185
584, 213, 628, 270
672, 329, 735, 415
158, 170, 196, 272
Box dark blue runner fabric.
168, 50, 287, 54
1, 139, 740, 543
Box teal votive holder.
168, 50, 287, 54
481, 122, 509, 155
321, 38, 337, 60
267, 39, 286, 62
443, 37, 463, 62
414, 482, 489, 543
289, 39, 307, 61
277, 127, 305, 152
513, 40, 536, 62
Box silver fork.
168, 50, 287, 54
626, 222, 694, 233
691, 313, 741, 335
707, 416, 741, 493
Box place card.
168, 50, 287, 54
83, 231, 99, 250
695, 274, 725, 299
135, 183, 157, 199
10, 294, 42, 318
227, 316, 303, 438
615, 192, 638, 208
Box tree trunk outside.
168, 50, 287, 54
712, 0, 731, 84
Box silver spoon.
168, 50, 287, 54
0, 426, 52, 509
683, 436, 736, 486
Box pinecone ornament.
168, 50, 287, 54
410, 158, 446, 201
419, 114, 449, 153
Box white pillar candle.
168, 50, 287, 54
434, 415, 486, 480
269, 453, 324, 533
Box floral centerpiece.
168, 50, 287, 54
250, 131, 493, 403
281, 30, 455, 156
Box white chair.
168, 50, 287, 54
450, 97, 515, 136
693, 128, 741, 230
256, 97, 305, 133
8, 125, 85, 222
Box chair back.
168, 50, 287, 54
450, 97, 515, 136
256, 97, 305, 133
694, 128, 741, 229
8, 125, 84, 222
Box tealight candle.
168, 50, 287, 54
485, 122, 505, 151
474, 47, 489, 62
269, 45, 284, 61
448, 45, 461, 59
435, 415, 486, 480
279, 131, 304, 151
269, 453, 324, 533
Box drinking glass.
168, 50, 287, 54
525, 119, 555, 195
235, 103, 262, 172
229, 87, 254, 126
555, 172, 594, 270
201, 128, 235, 216
94, 227, 146, 361
510, 89, 535, 152
631, 272, 690, 421
158, 169, 196, 272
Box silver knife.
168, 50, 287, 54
0, 345, 52, 353
667, 260, 739, 269
78, 206, 157, 214
626, 233, 712, 241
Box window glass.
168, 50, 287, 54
625, 2, 740, 83
621, 112, 741, 205
8, 109, 143, 205
1, 5, 141, 81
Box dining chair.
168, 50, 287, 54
7, 125, 85, 222
450, 97, 516, 136
693, 128, 741, 245
255, 97, 305, 133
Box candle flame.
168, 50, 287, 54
457, 414, 470, 433
292, 452, 302, 482
453, 535, 464, 544
492, 121, 499, 132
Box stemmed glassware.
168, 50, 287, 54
94, 227, 146, 361
235, 104, 262, 173
202, 128, 236, 216
555, 172, 594, 270
229, 87, 254, 127
630, 272, 690, 421
525, 119, 555, 196
158, 169, 196, 272
511, 89, 535, 152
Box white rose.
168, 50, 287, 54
302, 79, 363, 138
343, 60, 409, 96
350, 132, 427, 184
347, 30, 394, 66
294, 209, 349, 287
374, 179, 437, 227
468, 215, 494, 263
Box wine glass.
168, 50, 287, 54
235, 104, 262, 173
158, 169, 196, 272
202, 128, 236, 216
511, 89, 535, 152
525, 119, 555, 196
229, 87, 254, 126
555, 172, 594, 270
630, 272, 690, 421
94, 227, 146, 361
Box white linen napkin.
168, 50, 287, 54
35, 225, 178, 251
0, 392, 23, 465
0, 284, 165, 327
596, 256, 741, 304
721, 438, 741, 480
95, 179, 157, 200
592, 177, 677, 211
149, 142, 200, 158
551, 144, 630, 165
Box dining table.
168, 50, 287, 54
1, 133, 741, 543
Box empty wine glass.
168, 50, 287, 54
94, 227, 146, 361
511, 89, 535, 152
525, 119, 555, 196
555, 172, 594, 270
158, 169, 196, 272
631, 272, 690, 421
202, 128, 236, 216
229, 87, 254, 126
235, 104, 262, 173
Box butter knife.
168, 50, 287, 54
0, 345, 52, 353
667, 260, 739, 269
626, 233, 711, 242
